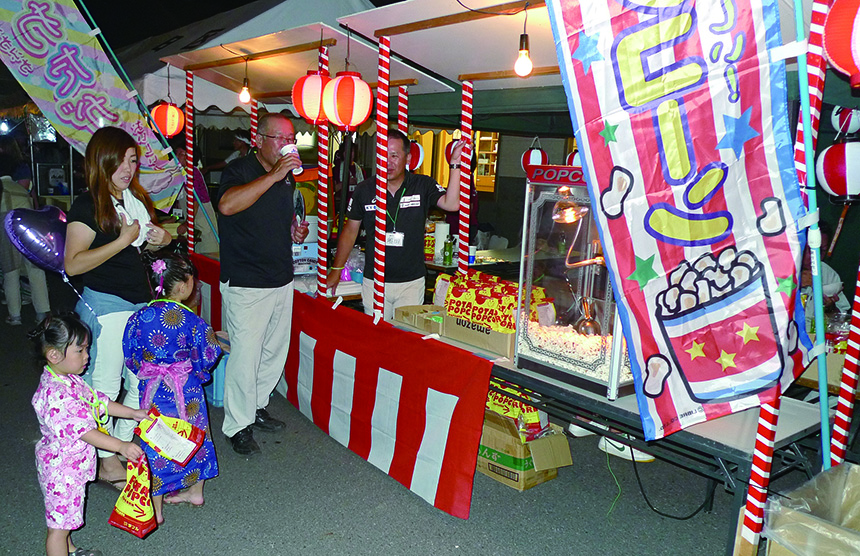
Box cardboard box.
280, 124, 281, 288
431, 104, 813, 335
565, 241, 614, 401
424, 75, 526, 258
763, 462, 860, 555
442, 314, 515, 359
476, 410, 572, 491
393, 305, 444, 336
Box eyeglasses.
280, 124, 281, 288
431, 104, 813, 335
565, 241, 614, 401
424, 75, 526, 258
259, 133, 296, 145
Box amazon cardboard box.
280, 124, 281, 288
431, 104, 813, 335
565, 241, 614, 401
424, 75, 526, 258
393, 305, 444, 336
441, 314, 515, 359
476, 410, 572, 491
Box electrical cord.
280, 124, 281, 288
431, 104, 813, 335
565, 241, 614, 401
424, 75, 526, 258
628, 445, 711, 520
456, 0, 529, 17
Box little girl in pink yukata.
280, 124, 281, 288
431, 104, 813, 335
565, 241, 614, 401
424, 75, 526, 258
30, 314, 148, 556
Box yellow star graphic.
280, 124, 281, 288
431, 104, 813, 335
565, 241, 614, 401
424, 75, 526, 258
716, 350, 737, 372
685, 340, 705, 360
737, 323, 760, 345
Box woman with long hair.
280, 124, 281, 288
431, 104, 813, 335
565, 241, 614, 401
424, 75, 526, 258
64, 126, 171, 487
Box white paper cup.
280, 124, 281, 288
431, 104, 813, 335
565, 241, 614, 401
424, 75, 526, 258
279, 144, 303, 175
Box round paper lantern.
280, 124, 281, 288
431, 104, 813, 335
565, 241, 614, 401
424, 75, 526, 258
292, 70, 331, 125
566, 150, 581, 167
816, 142, 860, 202
824, 0, 860, 87
408, 140, 424, 171
150, 102, 185, 138
521, 147, 549, 172
832, 106, 860, 134
322, 71, 373, 132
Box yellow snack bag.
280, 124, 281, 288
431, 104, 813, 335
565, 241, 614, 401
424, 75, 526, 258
109, 456, 157, 538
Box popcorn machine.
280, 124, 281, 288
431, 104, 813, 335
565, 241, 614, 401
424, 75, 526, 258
515, 166, 633, 399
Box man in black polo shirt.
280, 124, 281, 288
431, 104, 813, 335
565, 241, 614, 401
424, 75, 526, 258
217, 113, 308, 455
327, 129, 467, 319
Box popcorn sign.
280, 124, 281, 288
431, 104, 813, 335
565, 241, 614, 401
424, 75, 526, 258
547, 0, 810, 439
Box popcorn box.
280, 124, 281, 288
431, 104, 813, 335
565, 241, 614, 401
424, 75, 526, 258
476, 410, 572, 491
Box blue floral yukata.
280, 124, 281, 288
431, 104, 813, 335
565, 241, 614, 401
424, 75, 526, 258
123, 300, 222, 496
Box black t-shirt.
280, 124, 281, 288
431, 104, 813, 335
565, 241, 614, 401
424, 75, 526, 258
66, 193, 151, 303
217, 152, 295, 288
347, 172, 445, 283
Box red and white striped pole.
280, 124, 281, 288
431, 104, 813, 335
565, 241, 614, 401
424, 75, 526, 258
830, 267, 860, 465
185, 71, 195, 253
738, 399, 781, 552
457, 80, 473, 275
397, 85, 408, 134
316, 46, 330, 296
373, 36, 391, 317
793, 0, 827, 195
250, 99, 259, 146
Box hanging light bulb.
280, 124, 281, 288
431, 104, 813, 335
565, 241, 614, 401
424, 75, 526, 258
514, 4, 532, 78
239, 77, 251, 104
515, 33, 533, 77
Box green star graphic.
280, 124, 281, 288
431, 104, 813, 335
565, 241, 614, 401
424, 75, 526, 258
627, 254, 659, 290
775, 275, 796, 296
599, 120, 618, 144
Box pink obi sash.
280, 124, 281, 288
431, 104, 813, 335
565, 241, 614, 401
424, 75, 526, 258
138, 361, 192, 422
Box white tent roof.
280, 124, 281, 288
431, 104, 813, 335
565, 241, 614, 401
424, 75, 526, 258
118, 0, 375, 112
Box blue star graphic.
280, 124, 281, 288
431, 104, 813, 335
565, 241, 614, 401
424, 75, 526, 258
716, 108, 759, 158
572, 31, 603, 75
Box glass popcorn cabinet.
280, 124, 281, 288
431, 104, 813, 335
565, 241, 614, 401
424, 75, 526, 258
515, 166, 633, 399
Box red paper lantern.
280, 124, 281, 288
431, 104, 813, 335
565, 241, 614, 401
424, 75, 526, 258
565, 150, 581, 167
322, 71, 373, 132
150, 102, 185, 138
824, 0, 860, 87
292, 70, 331, 125
521, 147, 549, 172
831, 106, 860, 134
408, 140, 424, 171
816, 142, 860, 202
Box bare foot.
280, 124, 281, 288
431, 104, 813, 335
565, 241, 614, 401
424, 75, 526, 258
98, 455, 126, 483
163, 489, 204, 506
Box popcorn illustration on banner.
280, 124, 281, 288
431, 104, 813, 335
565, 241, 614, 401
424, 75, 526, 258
650, 247, 783, 403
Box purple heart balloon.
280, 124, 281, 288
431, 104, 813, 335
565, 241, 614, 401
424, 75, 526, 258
3, 206, 67, 274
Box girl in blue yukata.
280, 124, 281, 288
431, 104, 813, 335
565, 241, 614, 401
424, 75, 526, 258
122, 252, 222, 525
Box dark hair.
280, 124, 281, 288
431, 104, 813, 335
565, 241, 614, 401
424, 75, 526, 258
28, 313, 91, 365
84, 126, 155, 234
142, 250, 197, 299
388, 129, 410, 154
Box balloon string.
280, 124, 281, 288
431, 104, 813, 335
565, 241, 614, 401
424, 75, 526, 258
61, 272, 96, 318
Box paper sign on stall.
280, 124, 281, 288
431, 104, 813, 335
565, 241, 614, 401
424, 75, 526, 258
135, 408, 204, 466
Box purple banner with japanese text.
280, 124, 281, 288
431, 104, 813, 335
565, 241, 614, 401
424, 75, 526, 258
0, 0, 182, 208
546, 0, 810, 439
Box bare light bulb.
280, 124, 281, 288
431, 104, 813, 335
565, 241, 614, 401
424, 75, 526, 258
514, 33, 533, 77
238, 78, 251, 104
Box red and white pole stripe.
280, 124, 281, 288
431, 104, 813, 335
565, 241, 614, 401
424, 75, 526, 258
316, 46, 330, 296
739, 399, 781, 547
830, 267, 860, 465
185, 71, 195, 253
397, 86, 408, 134
250, 99, 259, 146
373, 36, 391, 316
793, 0, 828, 194
457, 80, 473, 275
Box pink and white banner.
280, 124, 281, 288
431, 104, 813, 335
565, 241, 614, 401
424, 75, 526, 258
0, 0, 183, 208
285, 293, 492, 519
547, 0, 809, 439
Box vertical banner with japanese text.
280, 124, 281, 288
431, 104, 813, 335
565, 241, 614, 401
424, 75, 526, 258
547, 0, 810, 439
0, 0, 183, 208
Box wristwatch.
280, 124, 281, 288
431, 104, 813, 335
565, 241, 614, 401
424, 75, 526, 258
449, 163, 461, 169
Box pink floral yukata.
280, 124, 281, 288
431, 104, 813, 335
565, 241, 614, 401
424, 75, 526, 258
32, 367, 110, 529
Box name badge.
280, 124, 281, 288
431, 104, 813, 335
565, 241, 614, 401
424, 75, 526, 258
386, 232, 404, 247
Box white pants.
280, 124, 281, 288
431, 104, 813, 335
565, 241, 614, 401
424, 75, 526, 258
0, 223, 50, 318
220, 281, 294, 437
361, 277, 425, 321
89, 310, 139, 457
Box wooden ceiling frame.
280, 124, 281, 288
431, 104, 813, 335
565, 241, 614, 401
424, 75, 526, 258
459, 66, 559, 82
183, 38, 338, 72
253, 78, 419, 100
